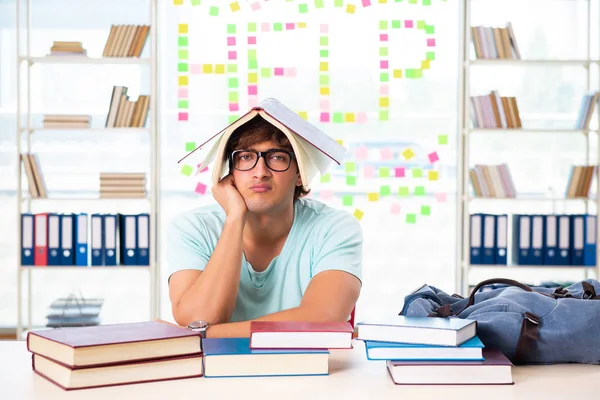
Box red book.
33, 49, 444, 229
34, 213, 48, 266
27, 321, 202, 368
250, 321, 354, 349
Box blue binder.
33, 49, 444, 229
137, 214, 150, 266
570, 214, 585, 265
513, 215, 531, 265
21, 213, 35, 266
103, 214, 117, 266
119, 214, 137, 266
584, 215, 597, 266
543, 215, 560, 265
60, 214, 74, 266
47, 213, 61, 266
74, 213, 88, 266
469, 214, 483, 265
557, 215, 571, 265
91, 214, 103, 266
482, 214, 496, 264
530, 215, 544, 265
495, 214, 508, 265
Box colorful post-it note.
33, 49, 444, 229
414, 186, 425, 196
379, 167, 390, 177
368, 193, 379, 202
380, 185, 391, 196
209, 6, 219, 16
345, 162, 356, 173
356, 146, 369, 160
215, 64, 225, 74
195, 182, 207, 195
412, 168, 423, 178
435, 192, 447, 202
438, 134, 448, 145
178, 24, 188, 34
181, 165, 193, 176
429, 151, 439, 163
406, 214, 416, 224
402, 148, 415, 160
421, 205, 431, 216
353, 209, 364, 220
363, 165, 375, 178
320, 173, 331, 183
380, 147, 393, 160
342, 195, 354, 206
391, 203, 401, 214
346, 4, 355, 13
399, 186, 409, 196
346, 176, 357, 186
230, 2, 240, 11
428, 171, 439, 181
394, 167, 405, 177
178, 112, 188, 121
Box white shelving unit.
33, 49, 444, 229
15, 0, 160, 339
457, 0, 600, 295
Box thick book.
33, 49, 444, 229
386, 348, 514, 385
32, 353, 203, 391
250, 321, 354, 349
203, 338, 329, 378
356, 316, 476, 347
365, 336, 485, 361
178, 98, 346, 187
27, 321, 202, 368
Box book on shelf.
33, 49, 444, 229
105, 86, 150, 128
49, 41, 87, 56
470, 90, 522, 128
565, 165, 596, 198
99, 172, 147, 198
365, 336, 485, 361
575, 92, 598, 130
21, 153, 47, 199
102, 25, 150, 58
42, 115, 91, 129
469, 164, 516, 198
249, 321, 354, 349
471, 22, 520, 60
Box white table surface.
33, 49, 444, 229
1, 340, 599, 400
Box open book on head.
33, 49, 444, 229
178, 98, 347, 187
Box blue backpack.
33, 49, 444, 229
399, 278, 600, 365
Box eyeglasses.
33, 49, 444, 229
230, 149, 295, 172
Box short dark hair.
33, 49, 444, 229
224, 116, 310, 201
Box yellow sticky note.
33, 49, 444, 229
174, 0, 183, 4
421, 60, 430, 70
379, 97, 389, 107
393, 69, 402, 78
202, 64, 213, 74
178, 24, 188, 34
178, 76, 188, 86
336, 139, 344, 146
299, 111, 308, 120
353, 209, 364, 220
297, 22, 307, 29
346, 4, 355, 13
248, 73, 258, 83
230, 1, 240, 11
402, 148, 415, 160
379, 0, 387, 3
320, 62, 329, 72
344, 113, 355, 122
428, 170, 439, 181
320, 87, 330, 95
215, 64, 225, 74
368, 193, 379, 202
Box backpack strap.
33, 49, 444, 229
514, 312, 540, 364
465, 278, 533, 309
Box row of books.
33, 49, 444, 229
470, 213, 597, 266
42, 115, 91, 129
575, 92, 598, 129
469, 163, 516, 198
470, 91, 522, 128
20, 213, 150, 267
471, 23, 521, 60
356, 317, 513, 385
21, 153, 47, 199
102, 24, 149, 58
100, 172, 147, 199
27, 320, 355, 390
49, 41, 87, 56
105, 86, 150, 128
566, 165, 596, 198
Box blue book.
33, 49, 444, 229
203, 338, 329, 378
365, 336, 485, 361
356, 316, 476, 347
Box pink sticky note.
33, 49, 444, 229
356, 112, 368, 124
405, 20, 414, 28
320, 98, 330, 110
190, 64, 201, 74
380, 60, 389, 69
251, 1, 261, 11
286, 67, 297, 77
356, 145, 368, 160
197, 166, 209, 173
320, 24, 329, 34
248, 36, 257, 45
274, 67, 284, 76
248, 96, 258, 107
394, 167, 405, 177
380, 85, 389, 95
320, 112, 330, 123
228, 51, 237, 60
248, 85, 258, 95
428, 151, 439, 163
391, 203, 401, 215
286, 23, 295, 30
195, 182, 207, 195
229, 103, 239, 111
178, 87, 188, 98
362, 0, 371, 6
380, 33, 388, 42
320, 190, 334, 200
227, 36, 236, 46
381, 147, 393, 160
178, 112, 188, 121
427, 38, 436, 47
435, 192, 447, 203
261, 23, 270, 32
364, 165, 375, 178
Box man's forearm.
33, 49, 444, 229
175, 217, 245, 325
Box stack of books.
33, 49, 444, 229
471, 23, 520, 60
45, 296, 103, 328
42, 115, 91, 129
105, 86, 150, 128
21, 153, 47, 199
27, 321, 203, 390
470, 90, 522, 128
49, 41, 87, 56
565, 165, 597, 198
357, 316, 514, 385
102, 25, 150, 58
203, 321, 354, 378
469, 164, 517, 198
99, 172, 146, 199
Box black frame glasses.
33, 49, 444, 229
229, 149, 295, 172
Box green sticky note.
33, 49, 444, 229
247, 23, 256, 32
438, 134, 448, 145
228, 115, 239, 124
228, 91, 239, 102
409, 0, 417, 3
412, 168, 423, 178
248, 60, 258, 69
315, 0, 324, 8
426, 52, 435, 61
335, 0, 343, 6
178, 100, 189, 109
425, 25, 435, 34
380, 185, 391, 196
178, 36, 188, 47
227, 64, 237, 73
421, 205, 431, 216
248, 49, 257, 60
319, 75, 330, 85
406, 69, 423, 79
333, 112, 344, 123
380, 47, 388, 57
345, 162, 356, 173
417, 20, 426, 30
209, 6, 219, 16
227, 24, 236, 34
392, 20, 401, 29
342, 195, 354, 206
399, 186, 409, 196
380, 72, 389, 82
415, 186, 426, 196
228, 78, 239, 88
178, 63, 188, 72
185, 142, 196, 152
320, 50, 329, 58
346, 176, 357, 186
178, 50, 188, 60
274, 23, 283, 31
181, 165, 193, 176
191, 0, 200, 5
423, 0, 431, 4
379, 21, 388, 30
379, 167, 390, 177
261, 68, 271, 78
406, 214, 417, 224
379, 110, 389, 121
299, 3, 308, 12
320, 36, 328, 46
320, 173, 331, 183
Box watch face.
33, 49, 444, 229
188, 320, 208, 330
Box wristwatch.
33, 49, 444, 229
187, 320, 209, 338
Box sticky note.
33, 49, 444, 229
320, 50, 329, 58
422, 60, 430, 70
381, 148, 393, 160
261, 68, 272, 78
379, 167, 390, 177
185, 142, 196, 152
228, 115, 238, 124
178, 50, 188, 60
320, 173, 331, 183
178, 76, 188, 86
379, 97, 389, 107
426, 25, 435, 34
406, 214, 416, 224
248, 86, 258, 95
353, 209, 364, 221
392, 20, 401, 29
335, 0, 343, 6
209, 6, 219, 16
363, 165, 375, 178
412, 168, 423, 178
199, 166, 209, 173
399, 186, 409, 196
226, 37, 236, 47
320, 36, 328, 46
320, 98, 330, 109
380, 185, 391, 196
228, 64, 237, 73
174, 0, 183, 5
345, 162, 356, 173
178, 100, 189, 109
286, 67, 297, 77
336, 140, 344, 146
229, 92, 239, 102
227, 24, 236, 34
406, 69, 423, 79
178, 37, 188, 47
427, 51, 436, 60
421, 205, 431, 216
428, 171, 439, 181
402, 148, 415, 160
344, 113, 355, 123
417, 20, 426, 30
274, 68, 284, 76
429, 152, 439, 163
299, 111, 308, 120
380, 73, 389, 82
362, 0, 371, 6
380, 85, 389, 95
286, 23, 295, 30
333, 112, 343, 123
320, 62, 329, 72
423, 0, 431, 4
320, 87, 330, 95
315, 0, 325, 7
379, 21, 388, 30
394, 167, 405, 177
320, 112, 330, 122
393, 69, 402, 78
178, 87, 188, 98
438, 134, 448, 145
202, 64, 213, 73
356, 112, 368, 124
368, 193, 379, 202
346, 4, 355, 13
182, 165, 193, 176
405, 20, 414, 28
230, 2, 240, 11
380, 33, 388, 41
251, 2, 261, 11
191, 0, 200, 5
427, 38, 436, 47
274, 23, 283, 31
356, 146, 368, 160
391, 203, 401, 214
342, 195, 354, 206
214, 64, 225, 74
380, 47, 388, 57
248, 49, 257, 60
299, 4, 308, 12
229, 103, 239, 111
298, 22, 307, 29
190, 64, 201, 74
195, 182, 207, 195
346, 176, 357, 186
379, 110, 389, 121
248, 36, 257, 45
435, 192, 447, 202
321, 24, 329, 34
178, 24, 188, 34
178, 112, 188, 121
380, 60, 389, 69
414, 186, 425, 196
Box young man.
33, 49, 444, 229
167, 116, 363, 338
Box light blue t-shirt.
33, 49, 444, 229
167, 198, 363, 322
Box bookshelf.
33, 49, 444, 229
457, 0, 600, 295
15, 0, 160, 338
